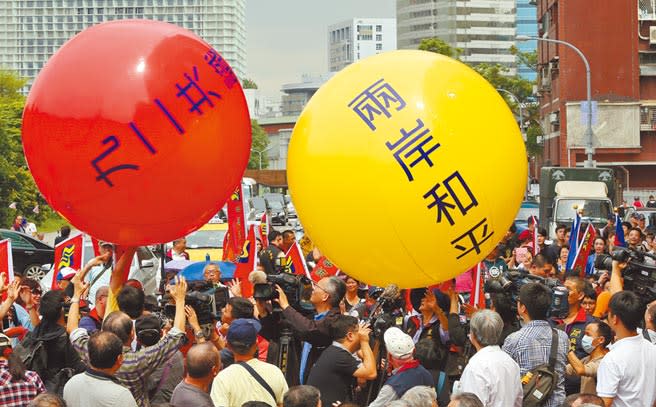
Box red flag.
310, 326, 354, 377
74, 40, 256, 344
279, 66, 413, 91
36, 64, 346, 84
260, 213, 269, 248
310, 256, 339, 282
225, 186, 247, 262
234, 225, 257, 297
221, 230, 234, 261
571, 223, 596, 278
283, 242, 310, 279
52, 233, 84, 290
0, 239, 14, 286
470, 263, 486, 309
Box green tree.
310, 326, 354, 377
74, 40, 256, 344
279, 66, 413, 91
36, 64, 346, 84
418, 40, 543, 157
242, 78, 258, 89
418, 38, 462, 59
0, 70, 50, 227
248, 120, 269, 169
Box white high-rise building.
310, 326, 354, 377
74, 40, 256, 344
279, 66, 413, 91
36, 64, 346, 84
328, 18, 396, 72
396, 0, 516, 74
0, 0, 246, 87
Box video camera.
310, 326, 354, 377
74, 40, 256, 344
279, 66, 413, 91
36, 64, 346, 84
366, 285, 405, 337
163, 280, 229, 325
253, 272, 314, 314
484, 268, 569, 319
595, 248, 656, 304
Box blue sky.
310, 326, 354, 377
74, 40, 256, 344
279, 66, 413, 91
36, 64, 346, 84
246, 0, 395, 98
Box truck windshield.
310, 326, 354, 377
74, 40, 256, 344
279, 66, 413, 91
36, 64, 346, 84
555, 199, 612, 224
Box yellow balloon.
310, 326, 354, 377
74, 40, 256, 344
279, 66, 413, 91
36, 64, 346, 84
288, 50, 527, 288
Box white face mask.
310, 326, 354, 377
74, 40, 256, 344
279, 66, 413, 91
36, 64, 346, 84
581, 335, 596, 354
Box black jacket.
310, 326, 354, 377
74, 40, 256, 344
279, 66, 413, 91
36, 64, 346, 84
260, 306, 341, 385
30, 321, 86, 382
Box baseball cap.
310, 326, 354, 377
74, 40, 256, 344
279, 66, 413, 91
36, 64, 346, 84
518, 229, 532, 242
227, 318, 261, 346
383, 327, 415, 359
0, 333, 11, 348
56, 267, 76, 282
135, 314, 162, 346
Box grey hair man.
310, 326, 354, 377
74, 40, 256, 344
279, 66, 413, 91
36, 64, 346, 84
448, 393, 484, 407
459, 310, 522, 407
401, 385, 437, 407
283, 385, 321, 407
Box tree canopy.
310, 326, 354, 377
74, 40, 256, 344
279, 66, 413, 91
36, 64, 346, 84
418, 38, 542, 157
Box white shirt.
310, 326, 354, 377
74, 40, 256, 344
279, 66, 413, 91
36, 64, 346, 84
460, 345, 523, 407
597, 333, 656, 407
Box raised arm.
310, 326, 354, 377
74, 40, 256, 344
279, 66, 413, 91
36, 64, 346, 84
109, 247, 137, 295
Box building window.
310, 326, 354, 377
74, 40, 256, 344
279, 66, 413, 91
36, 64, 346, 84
376, 25, 382, 32
376, 43, 382, 50
376, 34, 382, 41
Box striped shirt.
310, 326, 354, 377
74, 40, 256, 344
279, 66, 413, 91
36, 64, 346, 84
71, 327, 184, 407
502, 320, 569, 407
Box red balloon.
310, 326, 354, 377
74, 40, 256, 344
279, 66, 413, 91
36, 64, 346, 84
22, 20, 251, 245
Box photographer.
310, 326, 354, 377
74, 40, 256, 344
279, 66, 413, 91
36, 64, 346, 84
256, 276, 346, 385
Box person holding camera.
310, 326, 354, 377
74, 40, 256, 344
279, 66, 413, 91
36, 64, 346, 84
257, 276, 346, 385
306, 314, 376, 407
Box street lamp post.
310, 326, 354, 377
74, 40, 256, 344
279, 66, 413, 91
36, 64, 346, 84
251, 146, 272, 170
516, 35, 594, 168
497, 88, 525, 140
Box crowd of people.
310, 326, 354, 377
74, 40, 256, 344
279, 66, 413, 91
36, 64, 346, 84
0, 220, 654, 407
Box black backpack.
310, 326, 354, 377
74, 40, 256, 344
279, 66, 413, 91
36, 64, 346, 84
13, 333, 49, 378
521, 329, 559, 407
13, 331, 74, 395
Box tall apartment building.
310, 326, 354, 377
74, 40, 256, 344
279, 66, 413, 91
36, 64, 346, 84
516, 0, 537, 80
328, 17, 396, 72
535, 0, 656, 193
0, 0, 246, 86
397, 0, 517, 74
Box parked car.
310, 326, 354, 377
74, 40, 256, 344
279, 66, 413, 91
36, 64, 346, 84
186, 223, 229, 261
263, 193, 288, 225
40, 240, 160, 304
514, 200, 540, 233
287, 200, 298, 219
247, 196, 269, 222
0, 229, 54, 279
